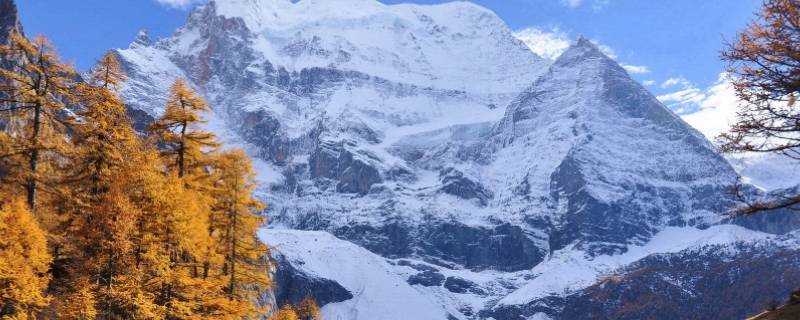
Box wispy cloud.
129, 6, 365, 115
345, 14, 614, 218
513, 27, 572, 60
513, 27, 649, 75
593, 41, 617, 59
660, 77, 692, 89
622, 64, 650, 74
642, 80, 656, 86
560, 0, 611, 10
154, 0, 202, 9
656, 73, 740, 140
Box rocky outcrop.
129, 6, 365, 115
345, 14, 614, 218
488, 242, 800, 320
271, 252, 353, 307
443, 277, 484, 295
0, 0, 21, 45
439, 167, 492, 205
418, 222, 546, 272
407, 270, 445, 287
309, 137, 382, 195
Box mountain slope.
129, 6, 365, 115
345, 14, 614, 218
112, 1, 800, 319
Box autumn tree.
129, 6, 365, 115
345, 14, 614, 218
0, 32, 75, 212
719, 0, 800, 213
296, 296, 322, 320
271, 304, 299, 320
0, 198, 51, 319
149, 79, 218, 179
57, 52, 161, 318
145, 79, 254, 318
210, 150, 270, 316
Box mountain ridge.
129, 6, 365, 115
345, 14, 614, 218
107, 1, 800, 319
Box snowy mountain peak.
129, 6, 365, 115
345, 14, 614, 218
553, 37, 619, 72
164, 0, 546, 93
131, 30, 151, 48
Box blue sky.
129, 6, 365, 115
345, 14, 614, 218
16, 0, 761, 136
16, 0, 759, 93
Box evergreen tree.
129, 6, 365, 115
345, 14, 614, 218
0, 198, 51, 319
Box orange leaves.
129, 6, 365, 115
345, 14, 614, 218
0, 31, 273, 318
150, 79, 219, 178
720, 0, 800, 158
0, 198, 51, 318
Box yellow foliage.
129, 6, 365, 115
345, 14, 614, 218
210, 150, 270, 304
0, 198, 51, 319
0, 32, 76, 212
0, 33, 274, 319
149, 79, 219, 179
296, 296, 322, 320
271, 305, 299, 320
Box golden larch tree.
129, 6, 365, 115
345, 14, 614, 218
210, 150, 270, 317
0, 32, 75, 212
271, 304, 299, 320
0, 198, 51, 319
149, 79, 218, 179
296, 295, 322, 320
60, 52, 160, 318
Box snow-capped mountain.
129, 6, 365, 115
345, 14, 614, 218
112, 0, 800, 319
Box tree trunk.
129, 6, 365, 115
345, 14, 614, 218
26, 103, 41, 212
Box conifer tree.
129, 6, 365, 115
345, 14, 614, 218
61, 52, 160, 318
271, 304, 299, 320
296, 295, 322, 320
0, 32, 76, 212
0, 198, 51, 319
149, 79, 218, 179
210, 150, 270, 315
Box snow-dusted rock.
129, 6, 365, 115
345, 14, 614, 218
112, 0, 800, 318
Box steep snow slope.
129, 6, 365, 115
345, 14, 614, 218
211, 0, 544, 94
261, 229, 450, 320
262, 226, 796, 320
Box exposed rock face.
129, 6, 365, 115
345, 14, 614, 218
407, 270, 445, 287
113, 0, 800, 319
444, 277, 484, 295
0, 0, 21, 45
271, 252, 353, 307
309, 137, 383, 195
439, 167, 492, 205
489, 240, 800, 320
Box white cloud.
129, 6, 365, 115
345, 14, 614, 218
642, 80, 656, 86
513, 27, 572, 60
680, 75, 739, 140
561, 0, 583, 8
660, 77, 692, 89
592, 41, 618, 59
622, 64, 650, 74
513, 27, 645, 73
560, 0, 610, 10
656, 74, 739, 140
155, 0, 202, 9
